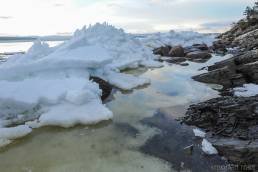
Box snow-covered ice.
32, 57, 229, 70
137, 31, 216, 48
201, 139, 218, 155
0, 23, 216, 147
0, 125, 32, 148
234, 84, 258, 97
193, 128, 206, 138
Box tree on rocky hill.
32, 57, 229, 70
243, 1, 258, 25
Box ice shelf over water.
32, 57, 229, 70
0, 23, 216, 147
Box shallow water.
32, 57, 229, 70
0, 55, 230, 172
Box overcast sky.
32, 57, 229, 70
0, 0, 255, 36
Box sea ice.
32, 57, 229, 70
201, 139, 218, 155
234, 84, 258, 97
193, 128, 206, 138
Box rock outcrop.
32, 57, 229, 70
193, 51, 258, 88
153, 44, 212, 65
182, 95, 258, 166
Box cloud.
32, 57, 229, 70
0, 0, 255, 35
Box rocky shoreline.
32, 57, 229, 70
148, 3, 258, 170
180, 5, 258, 171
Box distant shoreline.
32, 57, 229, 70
0, 35, 71, 43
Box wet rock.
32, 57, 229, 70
209, 138, 258, 169
186, 51, 212, 60
180, 62, 189, 66
183, 95, 258, 140
193, 51, 258, 88
166, 57, 186, 63
192, 43, 209, 51
153, 46, 171, 56
168, 45, 185, 57
90, 76, 112, 101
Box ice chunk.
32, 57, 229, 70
105, 72, 150, 90
201, 139, 218, 155
28, 101, 113, 128
234, 84, 258, 97
193, 128, 206, 138
0, 139, 12, 148
0, 125, 32, 140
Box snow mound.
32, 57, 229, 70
137, 31, 216, 48
201, 139, 218, 155
234, 84, 258, 97
0, 23, 162, 146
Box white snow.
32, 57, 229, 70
193, 128, 206, 138
137, 31, 216, 48
27, 102, 112, 128
201, 139, 218, 155
234, 84, 258, 97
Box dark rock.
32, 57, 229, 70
192, 43, 209, 51
193, 51, 258, 88
166, 57, 186, 63
184, 47, 200, 54
90, 76, 112, 101
209, 138, 258, 168
180, 62, 189, 66
153, 46, 171, 56
186, 51, 212, 60
168, 45, 185, 57
183, 95, 258, 140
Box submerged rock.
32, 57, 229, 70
140, 111, 229, 172
90, 76, 112, 101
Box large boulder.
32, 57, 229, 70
168, 45, 185, 57
193, 51, 258, 88
192, 43, 209, 51
153, 46, 171, 56
166, 57, 186, 63
186, 51, 212, 60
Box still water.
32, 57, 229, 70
0, 44, 229, 172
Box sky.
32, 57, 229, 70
0, 0, 255, 36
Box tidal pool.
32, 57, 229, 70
0, 55, 230, 172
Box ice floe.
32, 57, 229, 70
193, 128, 206, 138
201, 139, 218, 155
234, 84, 258, 97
